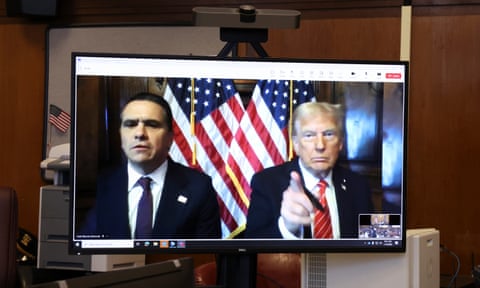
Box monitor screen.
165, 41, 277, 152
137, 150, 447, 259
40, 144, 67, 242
70, 52, 408, 254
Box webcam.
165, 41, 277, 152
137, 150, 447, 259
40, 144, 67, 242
193, 6, 300, 29
239, 5, 256, 23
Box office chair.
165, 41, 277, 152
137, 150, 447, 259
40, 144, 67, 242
0, 186, 18, 288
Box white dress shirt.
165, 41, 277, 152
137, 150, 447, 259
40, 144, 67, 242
127, 161, 167, 238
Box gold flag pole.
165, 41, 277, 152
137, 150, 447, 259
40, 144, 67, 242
190, 78, 197, 165
288, 80, 294, 161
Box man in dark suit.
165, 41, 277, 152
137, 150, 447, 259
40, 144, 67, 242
244, 102, 373, 239
79, 92, 221, 239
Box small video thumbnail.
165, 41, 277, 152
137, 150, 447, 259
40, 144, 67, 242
358, 214, 401, 239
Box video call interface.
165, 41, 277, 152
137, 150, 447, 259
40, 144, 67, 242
71, 54, 407, 253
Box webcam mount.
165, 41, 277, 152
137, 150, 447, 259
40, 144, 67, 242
193, 6, 301, 57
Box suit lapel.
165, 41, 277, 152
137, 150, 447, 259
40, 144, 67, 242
153, 160, 189, 233
332, 166, 354, 238
99, 166, 131, 238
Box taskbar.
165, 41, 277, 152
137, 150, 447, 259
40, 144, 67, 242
73, 238, 404, 253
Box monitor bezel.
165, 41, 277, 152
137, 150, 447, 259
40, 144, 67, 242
69, 52, 408, 255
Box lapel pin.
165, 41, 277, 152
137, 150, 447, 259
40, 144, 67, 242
177, 195, 188, 204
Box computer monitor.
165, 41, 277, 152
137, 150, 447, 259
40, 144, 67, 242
69, 52, 408, 258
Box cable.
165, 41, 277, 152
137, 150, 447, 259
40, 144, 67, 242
441, 244, 461, 288
473, 253, 480, 288
256, 273, 284, 288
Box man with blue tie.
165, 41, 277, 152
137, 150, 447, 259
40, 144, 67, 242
244, 102, 374, 239
80, 92, 221, 239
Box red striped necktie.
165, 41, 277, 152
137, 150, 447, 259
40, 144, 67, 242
313, 179, 333, 239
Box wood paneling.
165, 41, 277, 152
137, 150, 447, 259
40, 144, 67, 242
0, 23, 48, 235
55, 0, 406, 24
262, 14, 401, 60
409, 6, 480, 275
0, 0, 405, 24
413, 0, 480, 6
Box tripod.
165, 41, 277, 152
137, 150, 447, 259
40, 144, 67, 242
217, 27, 269, 58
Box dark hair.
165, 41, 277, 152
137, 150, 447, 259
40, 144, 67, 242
122, 92, 173, 131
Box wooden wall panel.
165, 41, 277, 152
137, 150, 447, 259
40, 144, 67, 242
409, 6, 480, 275
0, 23, 48, 235
55, 0, 405, 24
262, 14, 401, 60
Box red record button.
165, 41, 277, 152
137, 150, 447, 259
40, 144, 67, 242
386, 73, 402, 79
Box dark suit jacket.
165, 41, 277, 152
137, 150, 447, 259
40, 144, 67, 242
244, 157, 374, 239
79, 158, 221, 239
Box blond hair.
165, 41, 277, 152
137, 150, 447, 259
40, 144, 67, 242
291, 102, 345, 139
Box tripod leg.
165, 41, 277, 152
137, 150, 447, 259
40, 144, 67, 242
250, 42, 269, 58
218, 42, 239, 57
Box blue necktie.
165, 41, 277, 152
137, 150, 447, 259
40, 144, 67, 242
135, 177, 153, 239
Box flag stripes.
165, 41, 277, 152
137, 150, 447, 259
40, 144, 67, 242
164, 78, 247, 238
49, 104, 71, 133
164, 77, 315, 238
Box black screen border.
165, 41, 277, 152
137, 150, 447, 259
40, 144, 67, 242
69, 52, 408, 255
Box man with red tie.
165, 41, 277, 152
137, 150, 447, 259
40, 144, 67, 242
244, 102, 374, 239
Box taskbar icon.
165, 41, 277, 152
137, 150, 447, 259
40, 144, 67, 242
134, 240, 186, 249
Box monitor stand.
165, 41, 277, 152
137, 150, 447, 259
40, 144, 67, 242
209, 18, 266, 288
216, 253, 257, 288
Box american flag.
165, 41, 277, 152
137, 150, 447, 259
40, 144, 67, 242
164, 78, 315, 238
49, 104, 71, 133
226, 80, 316, 218
164, 78, 246, 238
